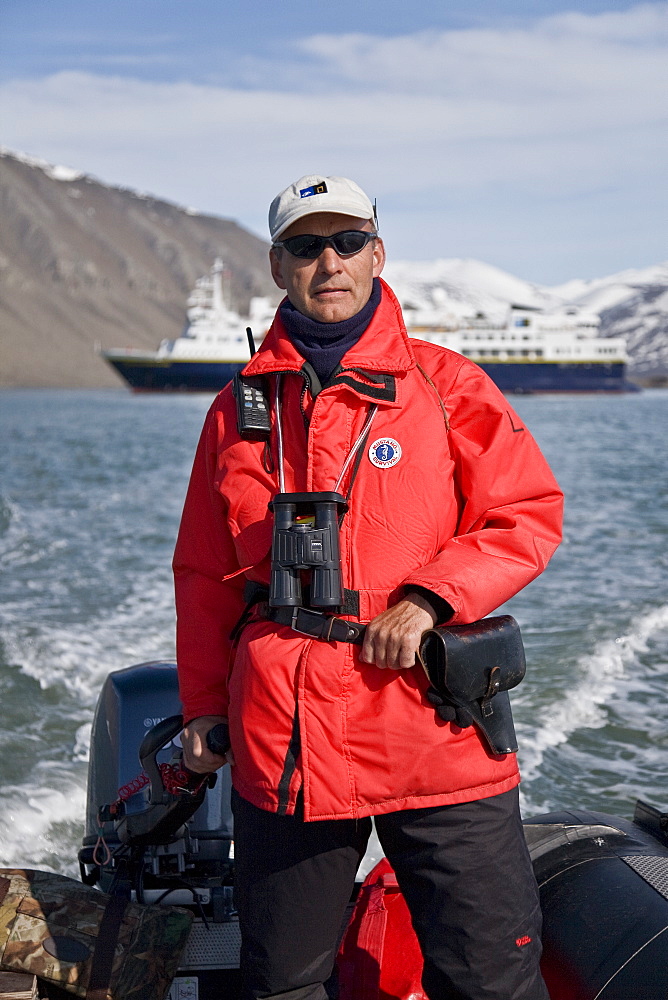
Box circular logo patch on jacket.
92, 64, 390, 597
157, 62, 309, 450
368, 437, 402, 469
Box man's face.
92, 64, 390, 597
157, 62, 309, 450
269, 213, 386, 323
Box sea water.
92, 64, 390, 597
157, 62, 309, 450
0, 388, 667, 875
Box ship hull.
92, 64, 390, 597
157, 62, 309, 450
476, 359, 638, 393
105, 353, 637, 395
103, 355, 245, 392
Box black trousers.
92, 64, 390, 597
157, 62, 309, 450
231, 786, 549, 1000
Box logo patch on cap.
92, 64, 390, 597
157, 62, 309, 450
368, 438, 402, 469
300, 182, 328, 198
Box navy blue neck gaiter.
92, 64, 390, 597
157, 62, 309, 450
280, 278, 382, 385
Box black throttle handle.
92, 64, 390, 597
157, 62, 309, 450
206, 722, 231, 757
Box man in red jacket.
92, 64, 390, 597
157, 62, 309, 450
175, 175, 562, 999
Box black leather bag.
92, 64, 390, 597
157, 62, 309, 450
418, 615, 526, 755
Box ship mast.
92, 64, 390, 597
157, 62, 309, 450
212, 257, 225, 314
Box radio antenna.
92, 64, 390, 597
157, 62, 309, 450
246, 327, 257, 357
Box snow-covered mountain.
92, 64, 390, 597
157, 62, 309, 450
549, 264, 668, 377
383, 259, 668, 378
384, 258, 559, 323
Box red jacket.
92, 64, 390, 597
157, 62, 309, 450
174, 281, 563, 820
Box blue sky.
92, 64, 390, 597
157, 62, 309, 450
1, 0, 666, 283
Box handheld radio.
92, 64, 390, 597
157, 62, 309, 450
233, 327, 271, 441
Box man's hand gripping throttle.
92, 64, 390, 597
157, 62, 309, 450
182, 715, 235, 773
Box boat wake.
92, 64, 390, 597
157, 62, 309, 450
0, 775, 86, 875
2, 569, 175, 707
517, 602, 668, 813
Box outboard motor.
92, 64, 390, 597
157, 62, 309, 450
524, 802, 668, 1000
79, 661, 241, 1000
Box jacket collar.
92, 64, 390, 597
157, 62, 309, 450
243, 279, 416, 380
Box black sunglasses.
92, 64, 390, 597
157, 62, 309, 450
272, 230, 378, 259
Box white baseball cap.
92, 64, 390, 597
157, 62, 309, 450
269, 175, 375, 242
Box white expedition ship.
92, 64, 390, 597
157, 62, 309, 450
103, 261, 635, 393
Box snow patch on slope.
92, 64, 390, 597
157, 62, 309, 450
1, 146, 85, 183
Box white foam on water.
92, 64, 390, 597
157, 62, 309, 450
0, 569, 175, 871
73, 724, 93, 762
4, 568, 176, 711
1, 501, 178, 867
0, 777, 86, 875
518, 603, 668, 790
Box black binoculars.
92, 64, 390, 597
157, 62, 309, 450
268, 492, 348, 608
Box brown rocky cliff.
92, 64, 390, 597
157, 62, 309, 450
0, 151, 278, 387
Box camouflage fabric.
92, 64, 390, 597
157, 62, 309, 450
0, 870, 192, 1000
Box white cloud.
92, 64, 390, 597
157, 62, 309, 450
284, 5, 666, 92
1, 3, 666, 281
544, 3, 667, 41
